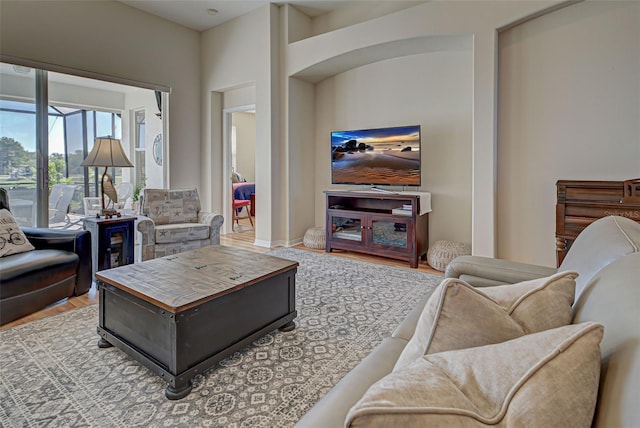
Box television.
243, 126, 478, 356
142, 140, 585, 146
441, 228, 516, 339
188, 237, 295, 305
331, 125, 421, 186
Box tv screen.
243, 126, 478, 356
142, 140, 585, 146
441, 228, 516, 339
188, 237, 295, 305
331, 125, 421, 186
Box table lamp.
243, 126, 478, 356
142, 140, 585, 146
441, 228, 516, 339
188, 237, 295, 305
81, 137, 134, 218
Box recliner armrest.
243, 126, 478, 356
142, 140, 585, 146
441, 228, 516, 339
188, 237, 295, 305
21, 227, 92, 295
137, 216, 156, 262
136, 216, 155, 242
198, 211, 224, 243
445, 255, 557, 287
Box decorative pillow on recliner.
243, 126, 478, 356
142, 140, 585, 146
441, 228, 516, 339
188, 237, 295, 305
0, 209, 35, 257
394, 271, 578, 371
347, 322, 603, 428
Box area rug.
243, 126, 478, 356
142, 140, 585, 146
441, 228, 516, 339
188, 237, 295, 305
0, 248, 441, 427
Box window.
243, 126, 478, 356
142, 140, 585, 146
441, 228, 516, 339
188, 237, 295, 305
0, 61, 167, 226
134, 109, 146, 187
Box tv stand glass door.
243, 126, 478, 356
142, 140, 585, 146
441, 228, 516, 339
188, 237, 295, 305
331, 214, 364, 244
370, 217, 411, 251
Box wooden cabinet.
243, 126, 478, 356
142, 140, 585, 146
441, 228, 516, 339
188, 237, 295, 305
325, 190, 429, 268
556, 180, 640, 266
84, 216, 135, 279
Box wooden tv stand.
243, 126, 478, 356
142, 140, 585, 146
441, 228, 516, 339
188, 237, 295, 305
325, 190, 430, 268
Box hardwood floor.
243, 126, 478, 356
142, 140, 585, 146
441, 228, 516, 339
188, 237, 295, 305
0, 217, 442, 331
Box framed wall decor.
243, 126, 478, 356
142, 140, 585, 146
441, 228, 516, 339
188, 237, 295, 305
153, 134, 163, 166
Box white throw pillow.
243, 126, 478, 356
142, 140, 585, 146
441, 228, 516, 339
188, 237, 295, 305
347, 322, 603, 428
394, 271, 577, 371
0, 209, 35, 257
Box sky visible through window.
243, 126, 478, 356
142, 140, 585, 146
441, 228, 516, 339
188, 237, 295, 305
0, 101, 69, 154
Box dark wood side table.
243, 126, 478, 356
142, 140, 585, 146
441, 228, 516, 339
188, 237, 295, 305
84, 215, 136, 280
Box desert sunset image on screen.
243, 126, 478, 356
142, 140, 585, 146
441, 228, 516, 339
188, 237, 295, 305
331, 125, 421, 186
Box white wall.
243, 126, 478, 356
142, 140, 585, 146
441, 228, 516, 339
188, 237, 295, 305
232, 112, 256, 182
287, 77, 316, 242
201, 5, 282, 245
122, 89, 164, 189
224, 86, 256, 109
0, 0, 200, 189
315, 52, 473, 246
210, 1, 504, 247
287, 1, 564, 255
498, 1, 640, 266
307, 1, 424, 40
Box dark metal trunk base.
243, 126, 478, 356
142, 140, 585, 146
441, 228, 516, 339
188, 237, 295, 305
97, 267, 297, 400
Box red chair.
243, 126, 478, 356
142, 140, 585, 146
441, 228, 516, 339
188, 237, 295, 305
232, 183, 254, 229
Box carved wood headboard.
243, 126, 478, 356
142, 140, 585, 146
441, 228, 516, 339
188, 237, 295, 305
555, 179, 640, 267
622, 178, 640, 203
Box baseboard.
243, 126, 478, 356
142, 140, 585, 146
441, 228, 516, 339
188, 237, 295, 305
287, 237, 304, 247
253, 238, 303, 249
253, 239, 272, 248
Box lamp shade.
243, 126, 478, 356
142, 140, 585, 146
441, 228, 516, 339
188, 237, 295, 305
81, 137, 134, 168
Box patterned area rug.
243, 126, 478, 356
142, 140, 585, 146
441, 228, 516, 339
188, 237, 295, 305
0, 248, 441, 427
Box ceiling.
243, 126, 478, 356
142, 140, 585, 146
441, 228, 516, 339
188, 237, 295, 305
118, 0, 354, 32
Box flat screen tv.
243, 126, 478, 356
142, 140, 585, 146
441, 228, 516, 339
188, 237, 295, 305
331, 125, 421, 186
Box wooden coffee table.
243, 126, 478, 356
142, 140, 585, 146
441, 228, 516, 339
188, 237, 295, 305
95, 245, 298, 400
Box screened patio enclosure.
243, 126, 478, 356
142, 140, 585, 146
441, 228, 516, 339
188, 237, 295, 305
0, 99, 123, 226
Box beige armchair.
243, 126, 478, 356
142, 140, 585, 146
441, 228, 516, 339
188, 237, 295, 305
137, 188, 224, 261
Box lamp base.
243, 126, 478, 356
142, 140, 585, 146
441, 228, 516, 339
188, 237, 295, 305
99, 208, 122, 219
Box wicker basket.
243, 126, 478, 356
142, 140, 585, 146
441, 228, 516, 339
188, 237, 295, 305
303, 227, 326, 249
427, 240, 470, 272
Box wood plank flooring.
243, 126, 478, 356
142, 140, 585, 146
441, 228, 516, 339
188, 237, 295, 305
0, 217, 442, 331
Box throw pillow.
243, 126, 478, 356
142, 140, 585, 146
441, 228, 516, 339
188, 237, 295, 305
394, 271, 577, 371
346, 322, 603, 428
231, 171, 246, 183
0, 209, 35, 257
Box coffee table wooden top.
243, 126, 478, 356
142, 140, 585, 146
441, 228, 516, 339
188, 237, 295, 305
96, 245, 298, 313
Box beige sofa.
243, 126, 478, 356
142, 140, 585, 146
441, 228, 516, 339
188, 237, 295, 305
296, 216, 639, 427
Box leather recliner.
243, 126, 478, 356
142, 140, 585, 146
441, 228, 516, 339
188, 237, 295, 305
0, 188, 92, 326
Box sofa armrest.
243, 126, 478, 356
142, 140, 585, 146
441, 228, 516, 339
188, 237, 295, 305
22, 227, 81, 250
21, 227, 92, 295
198, 211, 224, 244
444, 255, 557, 287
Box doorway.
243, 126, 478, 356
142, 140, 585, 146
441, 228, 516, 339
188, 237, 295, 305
223, 105, 256, 234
